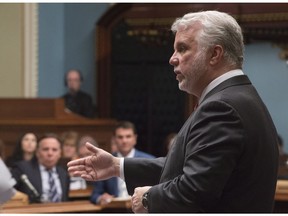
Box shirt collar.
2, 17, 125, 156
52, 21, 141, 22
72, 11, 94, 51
199, 69, 244, 104
117, 148, 135, 158
39, 164, 56, 173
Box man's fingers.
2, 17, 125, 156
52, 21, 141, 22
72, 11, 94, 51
68, 164, 85, 172
81, 174, 94, 181
85, 142, 101, 153
67, 157, 84, 167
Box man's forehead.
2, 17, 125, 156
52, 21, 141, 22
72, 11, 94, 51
68, 71, 81, 79
115, 128, 134, 134
39, 138, 61, 148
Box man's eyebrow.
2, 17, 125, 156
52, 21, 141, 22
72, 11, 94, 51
175, 41, 188, 47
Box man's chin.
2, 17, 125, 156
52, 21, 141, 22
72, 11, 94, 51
178, 83, 186, 92
178, 84, 193, 95
69, 89, 78, 94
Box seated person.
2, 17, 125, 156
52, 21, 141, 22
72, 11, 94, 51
62, 69, 94, 118
69, 135, 99, 190
90, 121, 155, 205
78, 135, 99, 158
58, 130, 79, 170
61, 131, 79, 160
5, 132, 38, 169
10, 133, 70, 203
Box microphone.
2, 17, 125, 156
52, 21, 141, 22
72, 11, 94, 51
20, 174, 41, 202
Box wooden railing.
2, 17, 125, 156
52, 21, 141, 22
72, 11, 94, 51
0, 98, 117, 158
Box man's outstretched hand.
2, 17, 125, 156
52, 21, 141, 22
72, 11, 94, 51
67, 142, 120, 181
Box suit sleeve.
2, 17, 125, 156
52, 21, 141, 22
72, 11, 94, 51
90, 178, 118, 204
147, 101, 244, 212
10, 161, 24, 190
124, 157, 166, 195
90, 180, 107, 204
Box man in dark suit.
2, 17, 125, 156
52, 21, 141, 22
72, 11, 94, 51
90, 121, 155, 205
11, 133, 70, 203
68, 10, 279, 213
62, 69, 94, 118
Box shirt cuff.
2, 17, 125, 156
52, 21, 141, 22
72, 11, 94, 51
119, 157, 125, 181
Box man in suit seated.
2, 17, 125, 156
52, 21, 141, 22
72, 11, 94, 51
69, 135, 99, 190
11, 133, 70, 203
90, 121, 155, 205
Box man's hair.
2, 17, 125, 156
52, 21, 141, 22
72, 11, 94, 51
61, 131, 79, 146
8, 132, 38, 162
37, 133, 62, 149
114, 121, 137, 135
171, 10, 244, 68
64, 69, 84, 86
77, 135, 99, 150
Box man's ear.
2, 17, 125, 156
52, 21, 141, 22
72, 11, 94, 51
210, 45, 224, 65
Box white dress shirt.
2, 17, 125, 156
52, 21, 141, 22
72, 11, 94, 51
117, 149, 135, 198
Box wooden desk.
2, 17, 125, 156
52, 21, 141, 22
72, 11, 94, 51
3, 182, 288, 213
275, 180, 288, 201
69, 186, 93, 200
1, 199, 132, 213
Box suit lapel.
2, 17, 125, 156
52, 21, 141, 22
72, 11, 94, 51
31, 160, 43, 195
56, 166, 66, 200
203, 75, 251, 102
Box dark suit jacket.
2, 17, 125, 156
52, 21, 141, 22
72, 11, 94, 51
11, 158, 70, 203
124, 75, 279, 213
62, 90, 94, 118
90, 149, 155, 204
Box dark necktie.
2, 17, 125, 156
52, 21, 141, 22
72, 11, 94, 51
47, 169, 60, 202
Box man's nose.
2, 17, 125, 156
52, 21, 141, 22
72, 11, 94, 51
122, 138, 128, 142
169, 54, 179, 66
47, 150, 54, 155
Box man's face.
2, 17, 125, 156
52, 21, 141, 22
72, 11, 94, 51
66, 70, 81, 93
169, 23, 209, 97
114, 128, 137, 157
36, 137, 61, 169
